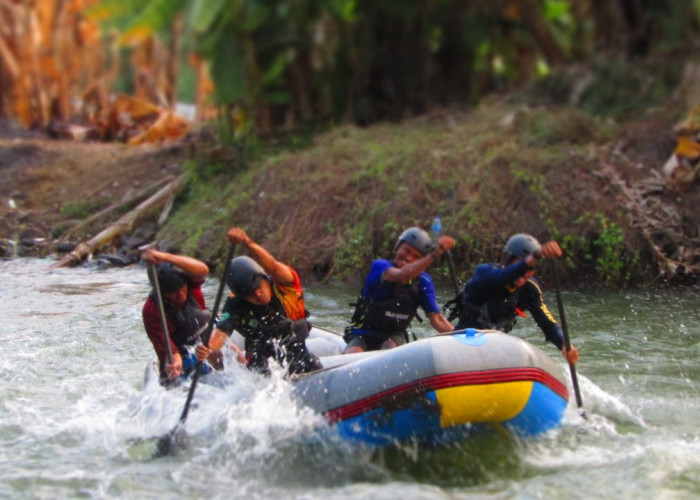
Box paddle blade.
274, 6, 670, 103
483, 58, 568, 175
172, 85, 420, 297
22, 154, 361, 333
153, 424, 189, 458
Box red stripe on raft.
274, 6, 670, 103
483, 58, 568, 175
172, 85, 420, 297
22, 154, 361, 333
326, 367, 569, 423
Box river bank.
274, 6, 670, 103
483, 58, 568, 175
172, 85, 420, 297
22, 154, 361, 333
1, 94, 699, 288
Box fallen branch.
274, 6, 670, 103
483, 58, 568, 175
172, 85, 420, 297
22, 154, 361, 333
60, 177, 173, 241
51, 173, 189, 268
599, 163, 700, 278
158, 191, 176, 226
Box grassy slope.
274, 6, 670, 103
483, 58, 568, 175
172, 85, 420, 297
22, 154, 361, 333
162, 94, 661, 289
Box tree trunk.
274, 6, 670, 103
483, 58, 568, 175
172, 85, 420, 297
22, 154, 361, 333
513, 0, 569, 66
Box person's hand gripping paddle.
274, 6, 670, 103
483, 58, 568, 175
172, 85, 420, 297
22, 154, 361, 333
154, 244, 236, 457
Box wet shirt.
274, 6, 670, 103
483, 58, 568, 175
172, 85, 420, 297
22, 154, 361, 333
142, 280, 207, 366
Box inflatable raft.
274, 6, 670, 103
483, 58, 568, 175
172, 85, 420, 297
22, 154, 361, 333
145, 328, 569, 447
293, 328, 570, 447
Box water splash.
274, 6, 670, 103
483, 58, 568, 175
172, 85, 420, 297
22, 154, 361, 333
559, 368, 645, 430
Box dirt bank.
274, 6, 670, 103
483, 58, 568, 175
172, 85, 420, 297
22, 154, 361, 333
1, 100, 699, 288
0, 136, 192, 259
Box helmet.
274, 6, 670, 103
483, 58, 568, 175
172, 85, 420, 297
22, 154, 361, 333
504, 233, 541, 262
395, 227, 435, 255
227, 256, 266, 296
148, 262, 188, 293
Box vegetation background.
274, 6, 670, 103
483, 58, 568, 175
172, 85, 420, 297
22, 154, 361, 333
2, 0, 700, 289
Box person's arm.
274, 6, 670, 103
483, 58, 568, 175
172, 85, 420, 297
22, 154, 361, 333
523, 279, 579, 364
472, 241, 563, 291
165, 352, 183, 379
196, 297, 246, 365
562, 344, 579, 364
416, 272, 454, 333
196, 328, 227, 359
385, 235, 455, 284
428, 312, 454, 333
141, 248, 209, 282
195, 328, 245, 364
143, 300, 181, 378
523, 240, 562, 268
226, 227, 294, 285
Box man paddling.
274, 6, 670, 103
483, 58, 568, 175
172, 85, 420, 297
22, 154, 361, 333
343, 227, 455, 353
196, 227, 321, 376
141, 249, 220, 385
447, 233, 579, 364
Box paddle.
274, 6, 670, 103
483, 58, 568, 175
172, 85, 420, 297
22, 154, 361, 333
551, 259, 586, 419
445, 250, 460, 297
154, 243, 236, 457
431, 214, 460, 296
149, 262, 175, 374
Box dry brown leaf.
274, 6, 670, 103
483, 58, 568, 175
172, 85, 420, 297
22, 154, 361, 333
127, 110, 189, 145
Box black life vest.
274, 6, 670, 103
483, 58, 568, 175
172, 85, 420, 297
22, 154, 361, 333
154, 290, 212, 357
226, 291, 318, 375
349, 280, 420, 335
227, 292, 300, 339
455, 287, 521, 332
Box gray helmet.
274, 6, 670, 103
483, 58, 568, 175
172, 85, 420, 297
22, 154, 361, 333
148, 262, 188, 293
227, 256, 266, 296
395, 227, 435, 255
504, 233, 541, 262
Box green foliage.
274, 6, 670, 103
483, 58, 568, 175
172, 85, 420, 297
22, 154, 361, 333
157, 93, 653, 286
59, 200, 103, 220
590, 214, 636, 284
560, 213, 638, 285
93, 0, 696, 135
333, 223, 372, 279
210, 42, 247, 105
190, 0, 229, 33
515, 107, 616, 146
87, 0, 151, 22
524, 58, 682, 121
183, 158, 228, 181
577, 60, 681, 119
128, 0, 189, 34
523, 70, 577, 107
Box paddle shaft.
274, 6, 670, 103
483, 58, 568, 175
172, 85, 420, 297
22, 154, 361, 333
175, 243, 236, 425
430, 214, 460, 296
445, 250, 460, 296
149, 262, 174, 366
551, 260, 584, 409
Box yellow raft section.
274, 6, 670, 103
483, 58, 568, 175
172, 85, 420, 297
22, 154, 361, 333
436, 381, 532, 427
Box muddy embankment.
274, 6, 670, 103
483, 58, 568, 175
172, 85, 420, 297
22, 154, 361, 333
2, 96, 700, 289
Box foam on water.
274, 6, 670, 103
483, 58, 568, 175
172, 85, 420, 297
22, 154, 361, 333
2, 258, 700, 498
566, 372, 647, 428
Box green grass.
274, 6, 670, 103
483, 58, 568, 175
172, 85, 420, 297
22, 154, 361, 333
158, 93, 648, 287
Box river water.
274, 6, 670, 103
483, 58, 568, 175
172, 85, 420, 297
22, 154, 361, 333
1, 258, 699, 499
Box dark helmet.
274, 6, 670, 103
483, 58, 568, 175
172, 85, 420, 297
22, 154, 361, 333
395, 227, 435, 255
148, 262, 188, 293
227, 256, 266, 296
504, 233, 541, 262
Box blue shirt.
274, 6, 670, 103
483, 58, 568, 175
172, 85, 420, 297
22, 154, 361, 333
459, 260, 564, 349
351, 259, 440, 336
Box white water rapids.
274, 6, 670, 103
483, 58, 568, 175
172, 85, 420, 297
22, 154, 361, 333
1, 258, 699, 498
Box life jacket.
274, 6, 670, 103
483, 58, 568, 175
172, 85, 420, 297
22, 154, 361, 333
226, 286, 318, 375
227, 290, 307, 340
154, 290, 212, 357
460, 287, 520, 332
448, 286, 521, 332
348, 279, 420, 336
